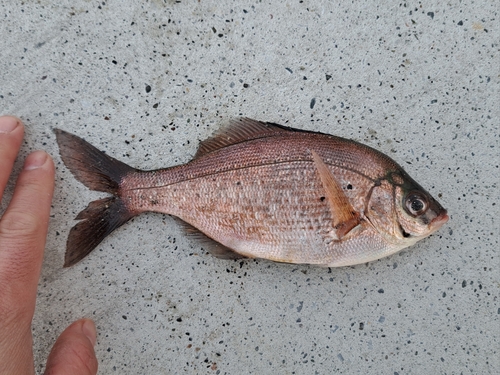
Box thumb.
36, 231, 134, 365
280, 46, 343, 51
44, 319, 98, 375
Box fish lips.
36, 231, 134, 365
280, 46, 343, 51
429, 208, 449, 233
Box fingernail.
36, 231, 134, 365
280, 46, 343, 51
24, 150, 48, 170
0, 116, 20, 133
82, 319, 97, 347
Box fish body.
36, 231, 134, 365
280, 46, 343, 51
55, 118, 448, 267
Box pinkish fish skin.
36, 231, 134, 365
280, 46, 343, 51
55, 118, 448, 267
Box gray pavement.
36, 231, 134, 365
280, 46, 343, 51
1, 1, 498, 374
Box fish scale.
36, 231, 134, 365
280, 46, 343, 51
132, 164, 327, 233
55, 118, 448, 267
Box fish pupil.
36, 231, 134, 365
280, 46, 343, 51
411, 199, 424, 213
405, 192, 428, 216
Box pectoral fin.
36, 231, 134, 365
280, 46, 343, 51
311, 150, 360, 239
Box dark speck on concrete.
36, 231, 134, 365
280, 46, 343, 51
378, 288, 384, 293
310, 98, 316, 109
458, 20, 463, 25
326, 74, 332, 81
462, 280, 467, 287
359, 322, 364, 330
297, 301, 303, 312
427, 12, 434, 19
145, 85, 151, 93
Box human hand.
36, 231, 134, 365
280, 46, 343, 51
0, 116, 98, 375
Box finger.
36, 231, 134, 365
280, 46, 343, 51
0, 116, 24, 202
0, 327, 34, 375
44, 319, 98, 375
0, 151, 55, 321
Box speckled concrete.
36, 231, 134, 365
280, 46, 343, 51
1, 1, 498, 374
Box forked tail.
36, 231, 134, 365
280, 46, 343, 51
55, 129, 138, 267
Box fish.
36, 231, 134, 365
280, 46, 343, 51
55, 118, 448, 268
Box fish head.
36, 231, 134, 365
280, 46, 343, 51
394, 184, 449, 240
366, 170, 449, 247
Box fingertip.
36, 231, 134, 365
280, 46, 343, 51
44, 319, 98, 375
0, 148, 55, 246
81, 319, 97, 347
0, 115, 24, 134
23, 150, 53, 171
0, 116, 25, 197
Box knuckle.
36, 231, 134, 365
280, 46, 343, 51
0, 210, 42, 239
0, 281, 32, 326
0, 249, 37, 285
0, 212, 44, 285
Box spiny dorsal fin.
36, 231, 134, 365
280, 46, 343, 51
194, 118, 290, 158
311, 150, 360, 239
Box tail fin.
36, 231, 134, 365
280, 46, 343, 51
55, 129, 138, 267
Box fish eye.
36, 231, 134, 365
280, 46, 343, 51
405, 192, 428, 216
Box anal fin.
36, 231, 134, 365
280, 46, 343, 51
311, 150, 360, 240
177, 220, 246, 260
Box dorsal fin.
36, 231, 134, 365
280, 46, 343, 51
194, 118, 290, 158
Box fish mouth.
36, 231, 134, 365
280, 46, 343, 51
429, 209, 449, 232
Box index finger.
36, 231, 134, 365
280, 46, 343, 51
0, 116, 24, 202
0, 116, 55, 322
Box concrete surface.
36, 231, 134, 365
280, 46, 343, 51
1, 1, 498, 374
